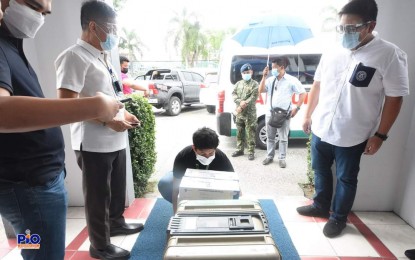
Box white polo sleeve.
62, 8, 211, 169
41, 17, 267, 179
55, 50, 88, 93
383, 48, 410, 97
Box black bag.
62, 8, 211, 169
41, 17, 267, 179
267, 77, 290, 128
268, 107, 290, 128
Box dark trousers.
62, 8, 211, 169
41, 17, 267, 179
75, 149, 127, 249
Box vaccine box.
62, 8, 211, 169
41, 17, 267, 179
184, 169, 239, 181
178, 176, 240, 202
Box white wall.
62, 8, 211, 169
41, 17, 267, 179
352, 0, 415, 226
24, 0, 134, 206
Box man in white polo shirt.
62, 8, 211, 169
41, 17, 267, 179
297, 0, 409, 238
55, 1, 143, 259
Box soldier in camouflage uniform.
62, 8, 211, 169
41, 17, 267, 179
231, 63, 259, 160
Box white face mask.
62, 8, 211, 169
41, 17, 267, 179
196, 153, 215, 166
3, 0, 45, 39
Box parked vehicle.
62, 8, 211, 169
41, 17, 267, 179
199, 72, 219, 114
216, 39, 322, 149
135, 69, 204, 116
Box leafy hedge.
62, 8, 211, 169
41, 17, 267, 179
125, 94, 157, 197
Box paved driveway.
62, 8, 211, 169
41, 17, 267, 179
148, 105, 309, 199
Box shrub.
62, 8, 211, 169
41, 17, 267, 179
125, 94, 157, 197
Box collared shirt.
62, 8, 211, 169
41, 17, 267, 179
0, 27, 65, 185
312, 34, 409, 147
55, 39, 127, 153
264, 73, 306, 114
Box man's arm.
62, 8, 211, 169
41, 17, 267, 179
258, 66, 269, 94
0, 88, 121, 133
302, 80, 320, 134
291, 92, 306, 118
364, 96, 403, 155
122, 78, 148, 93
232, 82, 241, 106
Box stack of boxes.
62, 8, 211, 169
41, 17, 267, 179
164, 169, 281, 259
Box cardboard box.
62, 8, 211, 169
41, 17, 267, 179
179, 176, 240, 202
184, 168, 239, 181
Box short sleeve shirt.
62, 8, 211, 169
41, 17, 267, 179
264, 73, 306, 114
312, 35, 409, 147
0, 28, 65, 185
172, 146, 235, 179
121, 72, 133, 94
55, 39, 126, 152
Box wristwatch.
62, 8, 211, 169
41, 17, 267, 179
374, 132, 388, 141
296, 106, 301, 111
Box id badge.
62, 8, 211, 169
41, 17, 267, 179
349, 62, 376, 87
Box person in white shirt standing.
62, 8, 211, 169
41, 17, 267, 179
259, 57, 306, 168
55, 1, 143, 259
297, 0, 409, 238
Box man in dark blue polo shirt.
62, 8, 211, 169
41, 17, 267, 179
0, 1, 122, 259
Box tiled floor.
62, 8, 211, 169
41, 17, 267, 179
0, 197, 414, 260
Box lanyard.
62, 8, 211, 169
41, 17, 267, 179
98, 55, 123, 98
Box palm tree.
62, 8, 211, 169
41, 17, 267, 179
113, 0, 127, 11
167, 8, 208, 67
118, 28, 145, 61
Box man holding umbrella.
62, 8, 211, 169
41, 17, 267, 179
259, 57, 306, 168
231, 63, 259, 160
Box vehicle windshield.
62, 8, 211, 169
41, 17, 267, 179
230, 54, 321, 86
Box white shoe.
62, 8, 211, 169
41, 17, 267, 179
279, 159, 286, 168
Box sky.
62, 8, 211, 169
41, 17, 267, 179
117, 0, 346, 61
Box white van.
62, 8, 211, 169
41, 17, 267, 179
216, 39, 322, 149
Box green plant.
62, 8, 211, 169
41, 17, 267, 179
306, 134, 315, 185
125, 94, 157, 197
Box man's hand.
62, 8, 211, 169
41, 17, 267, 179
106, 119, 134, 132
239, 100, 247, 109
364, 136, 383, 155
263, 66, 269, 78
291, 108, 299, 118
125, 111, 141, 128
302, 118, 312, 134
95, 92, 123, 122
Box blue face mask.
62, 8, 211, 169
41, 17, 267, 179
95, 23, 119, 51
271, 69, 279, 77
100, 33, 119, 51
242, 73, 252, 81
341, 32, 360, 49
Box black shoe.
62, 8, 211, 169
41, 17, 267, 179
296, 205, 330, 218
110, 223, 144, 236
232, 150, 244, 157
262, 158, 273, 165
323, 219, 346, 238
90, 244, 130, 260
248, 154, 255, 160
405, 249, 415, 259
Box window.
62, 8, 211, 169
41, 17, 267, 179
191, 72, 204, 83
230, 54, 321, 85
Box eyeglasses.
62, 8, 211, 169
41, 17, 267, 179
335, 22, 371, 34
96, 22, 118, 35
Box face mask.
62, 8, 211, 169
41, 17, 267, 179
196, 153, 215, 166
95, 24, 119, 51
121, 68, 129, 74
341, 32, 360, 49
242, 74, 252, 81
271, 69, 279, 77
3, 0, 45, 39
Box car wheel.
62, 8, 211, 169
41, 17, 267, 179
206, 105, 215, 114
256, 118, 279, 150
166, 96, 182, 116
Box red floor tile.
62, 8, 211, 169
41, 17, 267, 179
65, 227, 89, 251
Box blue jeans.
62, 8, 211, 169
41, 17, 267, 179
0, 171, 67, 260
158, 171, 173, 203
311, 133, 366, 223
